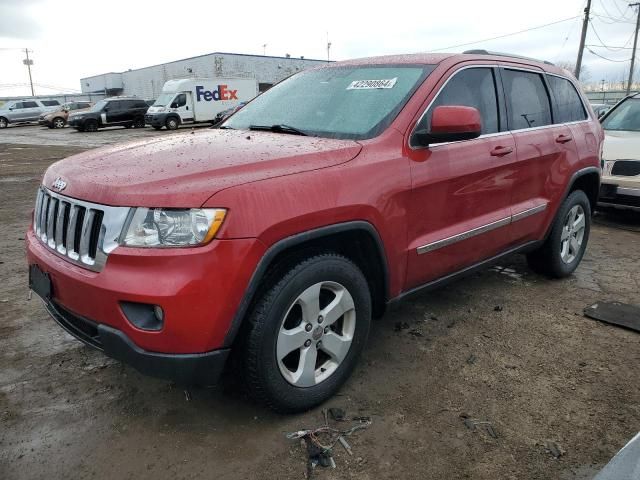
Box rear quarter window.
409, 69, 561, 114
41, 100, 60, 106
502, 69, 552, 130
547, 75, 587, 123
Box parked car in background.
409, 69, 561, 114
27, 51, 602, 412
599, 93, 640, 210
145, 78, 257, 130
38, 101, 93, 129
591, 103, 612, 119
67, 97, 149, 132
212, 102, 247, 125
0, 99, 61, 128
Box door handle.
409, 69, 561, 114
556, 134, 573, 144
490, 146, 513, 157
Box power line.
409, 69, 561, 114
430, 16, 580, 52
587, 46, 632, 61
597, 0, 633, 21
588, 18, 635, 50
591, 12, 636, 23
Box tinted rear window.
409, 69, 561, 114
41, 100, 60, 106
23, 101, 38, 108
548, 76, 587, 123
502, 69, 552, 130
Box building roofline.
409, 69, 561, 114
81, 51, 330, 80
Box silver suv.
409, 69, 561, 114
0, 99, 61, 128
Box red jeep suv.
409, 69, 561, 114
27, 51, 603, 412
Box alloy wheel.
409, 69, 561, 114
276, 281, 356, 387
560, 205, 586, 264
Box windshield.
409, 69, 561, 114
153, 93, 175, 107
224, 65, 435, 140
602, 98, 640, 132
89, 100, 108, 112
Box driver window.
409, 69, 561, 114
418, 68, 499, 135
172, 94, 186, 108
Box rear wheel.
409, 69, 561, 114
52, 117, 65, 129
83, 119, 98, 132
242, 253, 371, 413
165, 116, 179, 130
526, 190, 591, 278
133, 117, 145, 128
0, 117, 7, 129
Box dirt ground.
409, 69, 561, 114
1, 127, 639, 480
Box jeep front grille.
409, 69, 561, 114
33, 188, 130, 272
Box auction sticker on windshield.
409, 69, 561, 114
346, 78, 398, 90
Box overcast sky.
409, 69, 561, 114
1, 0, 638, 97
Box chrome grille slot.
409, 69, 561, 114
32, 187, 131, 272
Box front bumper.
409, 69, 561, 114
599, 182, 640, 210
44, 298, 229, 385
145, 113, 169, 127
26, 227, 267, 383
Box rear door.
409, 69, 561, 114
500, 67, 580, 244
22, 101, 42, 120
406, 65, 518, 287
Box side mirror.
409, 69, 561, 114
170, 103, 178, 109
413, 105, 482, 147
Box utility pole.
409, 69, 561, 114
22, 48, 35, 96
575, 0, 592, 80
626, 3, 640, 95
327, 32, 331, 63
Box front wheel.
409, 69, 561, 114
165, 116, 179, 130
526, 190, 591, 278
83, 119, 98, 132
242, 254, 371, 413
52, 117, 65, 129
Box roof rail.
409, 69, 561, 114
462, 49, 555, 66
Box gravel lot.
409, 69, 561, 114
1, 125, 639, 480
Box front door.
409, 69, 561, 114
405, 65, 518, 288
171, 93, 192, 122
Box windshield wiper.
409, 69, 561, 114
249, 124, 308, 136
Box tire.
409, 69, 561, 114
526, 190, 591, 278
84, 119, 98, 132
124, 123, 132, 129
52, 117, 66, 129
165, 116, 179, 130
0, 117, 8, 129
133, 117, 145, 128
242, 253, 371, 413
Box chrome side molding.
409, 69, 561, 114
416, 202, 548, 255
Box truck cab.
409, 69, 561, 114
145, 78, 258, 130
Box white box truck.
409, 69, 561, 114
145, 78, 258, 130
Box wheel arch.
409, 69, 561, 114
223, 221, 389, 348
566, 166, 600, 213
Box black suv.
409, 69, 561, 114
67, 98, 149, 132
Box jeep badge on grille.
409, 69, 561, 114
52, 177, 67, 191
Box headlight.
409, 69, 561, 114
121, 208, 226, 247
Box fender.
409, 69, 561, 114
541, 166, 601, 242
222, 220, 389, 347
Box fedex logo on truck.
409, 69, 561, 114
195, 85, 238, 102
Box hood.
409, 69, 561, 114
42, 129, 362, 207
603, 130, 640, 161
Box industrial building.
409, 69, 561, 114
80, 51, 329, 100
